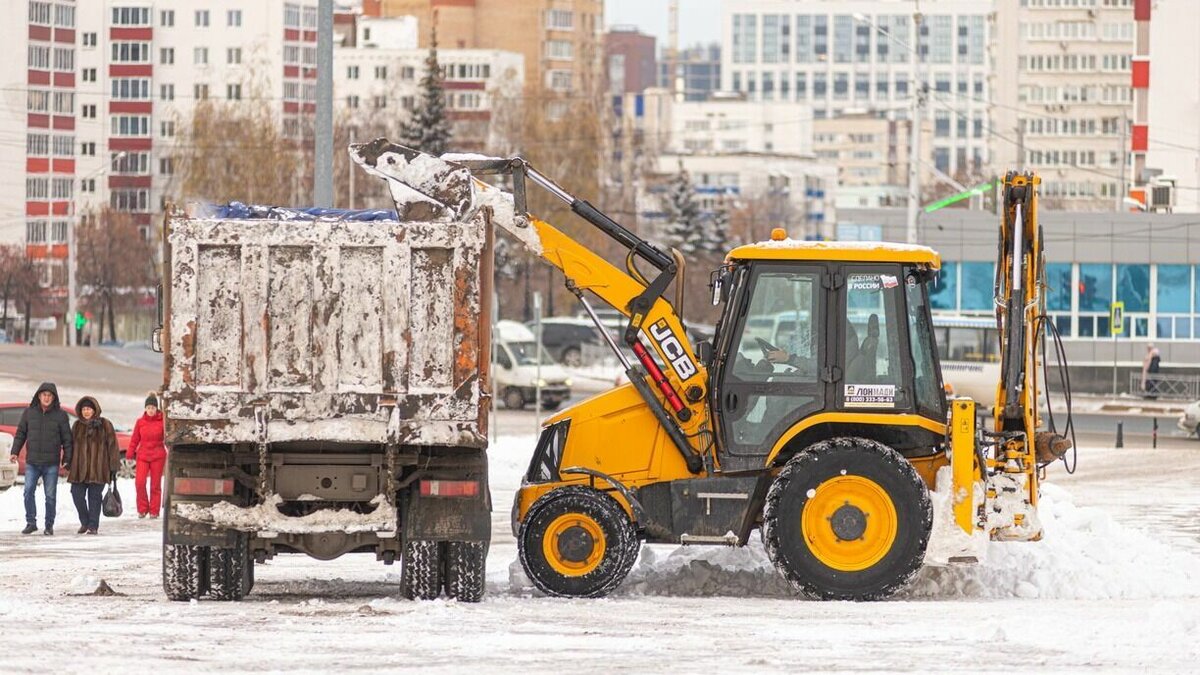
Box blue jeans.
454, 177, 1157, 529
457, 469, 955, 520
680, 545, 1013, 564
71, 483, 104, 530
23, 462, 58, 527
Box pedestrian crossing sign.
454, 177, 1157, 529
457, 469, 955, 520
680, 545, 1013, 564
1111, 301, 1124, 335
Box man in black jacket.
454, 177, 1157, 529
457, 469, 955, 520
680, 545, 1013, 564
9, 382, 73, 535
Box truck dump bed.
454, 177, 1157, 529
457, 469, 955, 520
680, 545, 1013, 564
163, 207, 492, 449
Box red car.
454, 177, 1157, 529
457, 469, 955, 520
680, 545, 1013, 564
0, 402, 134, 476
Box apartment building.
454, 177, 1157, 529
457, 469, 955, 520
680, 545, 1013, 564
658, 43, 722, 102
991, 0, 1137, 209
812, 113, 933, 208
0, 0, 78, 301
640, 89, 814, 157
606, 26, 656, 95
365, 0, 602, 96
720, 0, 991, 178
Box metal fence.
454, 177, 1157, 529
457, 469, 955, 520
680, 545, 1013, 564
1128, 372, 1200, 400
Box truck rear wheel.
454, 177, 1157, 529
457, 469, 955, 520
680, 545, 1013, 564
208, 535, 250, 601
163, 544, 209, 601
443, 541, 487, 602
503, 388, 526, 410
400, 540, 444, 600
518, 486, 639, 598
764, 437, 932, 601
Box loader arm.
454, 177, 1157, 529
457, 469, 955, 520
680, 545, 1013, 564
350, 139, 709, 472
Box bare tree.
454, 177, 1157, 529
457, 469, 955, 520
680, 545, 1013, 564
77, 208, 158, 343
0, 244, 41, 340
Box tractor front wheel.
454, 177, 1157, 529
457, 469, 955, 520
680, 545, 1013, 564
764, 437, 932, 601
518, 486, 639, 598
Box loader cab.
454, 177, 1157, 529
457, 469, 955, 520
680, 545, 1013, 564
710, 239, 947, 471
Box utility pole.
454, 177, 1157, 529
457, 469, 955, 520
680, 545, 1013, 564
314, 0, 334, 207
1016, 124, 1025, 171
905, 10, 925, 244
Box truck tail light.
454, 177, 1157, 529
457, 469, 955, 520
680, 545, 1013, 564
419, 480, 479, 498
174, 477, 234, 496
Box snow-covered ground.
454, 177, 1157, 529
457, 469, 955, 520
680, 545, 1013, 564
2, 380, 1199, 671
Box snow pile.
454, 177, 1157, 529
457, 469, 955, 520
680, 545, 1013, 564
905, 482, 1200, 600
69, 575, 103, 595
617, 543, 795, 598
750, 238, 939, 257
441, 152, 503, 162
174, 494, 396, 534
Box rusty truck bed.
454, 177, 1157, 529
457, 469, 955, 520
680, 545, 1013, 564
162, 210, 492, 448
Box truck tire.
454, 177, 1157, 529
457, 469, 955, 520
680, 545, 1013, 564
443, 541, 487, 602
163, 544, 209, 601
208, 535, 249, 601
764, 437, 932, 601
400, 540, 444, 600
562, 346, 582, 367
503, 388, 526, 410
518, 486, 639, 598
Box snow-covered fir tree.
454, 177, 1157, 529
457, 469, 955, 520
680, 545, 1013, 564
398, 25, 453, 156
660, 166, 702, 254
700, 204, 731, 255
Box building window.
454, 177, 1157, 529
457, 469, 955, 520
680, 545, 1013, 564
111, 78, 150, 100
26, 177, 49, 200
80, 142, 96, 156
546, 9, 574, 30
159, 157, 175, 175
51, 178, 72, 200
53, 48, 74, 72
26, 134, 49, 156
110, 189, 150, 212
111, 42, 151, 63
161, 120, 176, 138
81, 178, 95, 193
347, 65, 359, 79
112, 152, 149, 174
194, 47, 208, 65
81, 104, 96, 119
51, 221, 68, 243
161, 83, 174, 101
52, 91, 73, 114
227, 84, 242, 100
194, 84, 209, 100
27, 89, 50, 112
161, 9, 174, 26
228, 48, 242, 65
284, 3, 301, 28
29, 1, 51, 25
110, 115, 150, 137
346, 95, 360, 109
26, 221, 48, 243
111, 7, 150, 26
51, 135, 72, 156
161, 48, 175, 65
28, 45, 51, 69
195, 10, 210, 27
401, 66, 415, 79
1116, 264, 1150, 313
228, 10, 242, 27
546, 40, 573, 60
82, 68, 97, 82
82, 32, 97, 48
929, 262, 957, 310
547, 69, 572, 91
374, 95, 387, 109
732, 14, 757, 64
375, 65, 387, 79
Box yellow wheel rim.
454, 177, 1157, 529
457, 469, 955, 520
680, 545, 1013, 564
542, 513, 606, 577
800, 475, 898, 572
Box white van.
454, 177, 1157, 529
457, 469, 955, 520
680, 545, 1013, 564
932, 314, 1001, 409
494, 320, 573, 411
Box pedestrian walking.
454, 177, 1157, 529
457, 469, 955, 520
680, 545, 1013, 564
129, 392, 166, 519
8, 382, 73, 535
69, 396, 121, 535
1141, 344, 1161, 399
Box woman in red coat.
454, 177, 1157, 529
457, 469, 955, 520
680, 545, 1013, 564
129, 393, 166, 518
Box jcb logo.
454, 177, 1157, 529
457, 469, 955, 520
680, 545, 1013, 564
649, 320, 698, 380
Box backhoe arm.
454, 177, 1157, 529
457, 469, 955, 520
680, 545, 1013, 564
349, 139, 709, 472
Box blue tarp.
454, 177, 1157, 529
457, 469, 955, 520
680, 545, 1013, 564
200, 201, 398, 222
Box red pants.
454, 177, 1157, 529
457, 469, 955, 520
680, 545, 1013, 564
135, 456, 165, 517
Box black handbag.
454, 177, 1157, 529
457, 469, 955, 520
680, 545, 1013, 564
102, 478, 123, 518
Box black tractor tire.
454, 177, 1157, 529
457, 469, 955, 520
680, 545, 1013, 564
518, 486, 639, 598
764, 437, 932, 601
208, 535, 249, 601
503, 388, 526, 411
243, 553, 255, 596
401, 540, 444, 600
562, 347, 583, 367
163, 544, 209, 601
443, 540, 488, 602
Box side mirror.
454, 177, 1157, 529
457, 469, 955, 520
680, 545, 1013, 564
151, 327, 163, 354
709, 268, 731, 306
696, 340, 714, 366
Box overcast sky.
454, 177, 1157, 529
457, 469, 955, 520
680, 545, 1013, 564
605, 0, 722, 49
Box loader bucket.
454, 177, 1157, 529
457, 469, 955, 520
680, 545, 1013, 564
348, 139, 477, 222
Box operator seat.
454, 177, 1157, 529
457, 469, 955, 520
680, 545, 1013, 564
847, 314, 879, 383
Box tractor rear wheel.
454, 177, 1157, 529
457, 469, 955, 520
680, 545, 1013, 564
764, 437, 932, 600
518, 486, 639, 598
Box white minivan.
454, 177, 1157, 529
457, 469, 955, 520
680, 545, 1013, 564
494, 321, 573, 411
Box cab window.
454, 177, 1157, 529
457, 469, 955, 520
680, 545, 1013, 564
841, 270, 908, 409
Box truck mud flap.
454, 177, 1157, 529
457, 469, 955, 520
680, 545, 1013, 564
401, 491, 491, 542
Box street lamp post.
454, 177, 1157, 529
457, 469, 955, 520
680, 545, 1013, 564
855, 11, 925, 244
69, 152, 125, 346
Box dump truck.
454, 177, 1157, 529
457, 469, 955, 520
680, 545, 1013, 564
155, 202, 493, 602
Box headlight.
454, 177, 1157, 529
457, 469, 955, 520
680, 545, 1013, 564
533, 378, 547, 387
563, 378, 573, 387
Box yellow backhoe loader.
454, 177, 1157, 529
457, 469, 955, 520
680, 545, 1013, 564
351, 140, 1073, 600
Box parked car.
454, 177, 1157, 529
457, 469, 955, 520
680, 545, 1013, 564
528, 317, 612, 367
1178, 399, 1200, 439
494, 321, 572, 410
0, 402, 133, 476
0, 432, 15, 491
